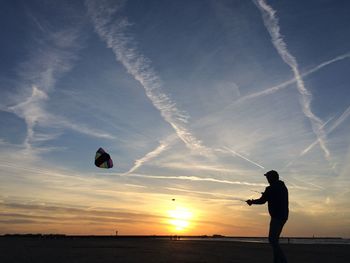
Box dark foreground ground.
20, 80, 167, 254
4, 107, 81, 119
0, 237, 349, 263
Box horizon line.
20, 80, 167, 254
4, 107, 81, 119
1, 234, 345, 239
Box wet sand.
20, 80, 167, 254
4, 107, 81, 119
0, 236, 349, 263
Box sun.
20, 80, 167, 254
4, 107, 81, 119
168, 207, 193, 232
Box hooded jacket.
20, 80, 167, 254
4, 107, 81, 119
252, 180, 289, 221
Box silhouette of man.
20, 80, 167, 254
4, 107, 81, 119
246, 170, 288, 263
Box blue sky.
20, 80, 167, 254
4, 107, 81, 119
1, 0, 350, 237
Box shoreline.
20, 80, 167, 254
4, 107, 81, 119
1, 234, 349, 245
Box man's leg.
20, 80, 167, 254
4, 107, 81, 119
269, 218, 287, 263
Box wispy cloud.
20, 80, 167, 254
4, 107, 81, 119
8, 86, 51, 150
3, 21, 115, 155
191, 52, 350, 144
86, 0, 209, 155
159, 162, 242, 173
124, 184, 147, 188
124, 141, 169, 174
121, 172, 314, 190
0, 201, 166, 229
123, 135, 264, 174
300, 105, 350, 157
118, 172, 268, 187
165, 187, 246, 202
254, 0, 331, 160
283, 104, 350, 170
219, 147, 265, 170
55, 117, 115, 139
238, 52, 350, 103
7, 84, 114, 149
16, 28, 81, 94
328, 105, 350, 133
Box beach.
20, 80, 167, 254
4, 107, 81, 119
0, 236, 349, 263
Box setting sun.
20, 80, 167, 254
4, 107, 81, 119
168, 207, 193, 232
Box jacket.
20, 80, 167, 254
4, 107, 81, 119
253, 180, 289, 221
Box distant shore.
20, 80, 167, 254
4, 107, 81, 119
1, 235, 349, 263
2, 234, 348, 244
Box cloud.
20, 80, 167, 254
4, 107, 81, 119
16, 28, 81, 94
118, 172, 268, 187
5, 26, 79, 154
86, 0, 210, 155
328, 105, 350, 133
55, 117, 115, 139
254, 0, 331, 160
6, 85, 114, 154
165, 187, 246, 202
300, 104, 350, 157
124, 141, 169, 175
218, 147, 265, 170
0, 200, 245, 233
158, 162, 242, 173
97, 172, 316, 191
8, 86, 50, 150
238, 52, 350, 103
4, 23, 115, 156
0, 201, 166, 228
189, 52, 350, 150
124, 184, 147, 188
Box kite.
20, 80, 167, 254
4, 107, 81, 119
95, 147, 113, 168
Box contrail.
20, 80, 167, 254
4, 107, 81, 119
190, 52, 350, 131
99, 172, 314, 190
220, 147, 265, 169
238, 52, 350, 103
124, 141, 169, 175
254, 0, 331, 160
122, 133, 179, 175
305, 53, 350, 76
165, 187, 247, 202
327, 105, 350, 133
86, 0, 209, 155
123, 173, 267, 187
300, 105, 350, 156
284, 105, 350, 168
159, 162, 243, 173
299, 117, 334, 157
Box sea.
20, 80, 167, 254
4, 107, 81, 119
3, 234, 349, 245
181, 237, 350, 245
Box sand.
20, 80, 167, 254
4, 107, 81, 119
0, 236, 349, 263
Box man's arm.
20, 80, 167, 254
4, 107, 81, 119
246, 191, 268, 206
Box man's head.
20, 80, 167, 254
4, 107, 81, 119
264, 170, 279, 184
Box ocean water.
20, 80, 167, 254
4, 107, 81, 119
181, 237, 350, 245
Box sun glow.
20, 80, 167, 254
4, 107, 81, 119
168, 207, 193, 232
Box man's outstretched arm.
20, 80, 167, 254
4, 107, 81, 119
246, 192, 268, 206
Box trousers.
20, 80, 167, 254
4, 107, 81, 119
269, 218, 287, 263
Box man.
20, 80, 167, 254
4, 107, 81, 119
246, 170, 288, 263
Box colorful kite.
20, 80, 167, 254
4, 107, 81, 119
95, 148, 113, 168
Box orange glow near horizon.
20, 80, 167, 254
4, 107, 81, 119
167, 206, 193, 232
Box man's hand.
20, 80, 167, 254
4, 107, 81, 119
246, 199, 253, 206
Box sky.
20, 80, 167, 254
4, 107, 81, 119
0, 0, 350, 237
